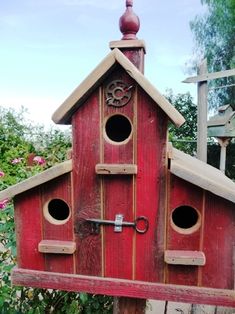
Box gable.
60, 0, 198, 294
52, 48, 185, 127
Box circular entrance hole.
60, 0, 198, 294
44, 199, 71, 225
171, 205, 200, 234
105, 114, 132, 143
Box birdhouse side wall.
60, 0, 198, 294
166, 175, 203, 286
14, 173, 74, 274
166, 174, 235, 290
201, 192, 235, 290
14, 187, 45, 271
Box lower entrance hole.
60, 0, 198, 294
44, 198, 71, 225
171, 205, 200, 231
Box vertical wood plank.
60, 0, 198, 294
146, 300, 166, 313
135, 88, 168, 283
103, 68, 135, 280
167, 302, 192, 314
113, 297, 146, 314
197, 58, 208, 162
14, 188, 45, 270
216, 306, 235, 313
72, 89, 102, 276
192, 304, 216, 314
41, 174, 74, 273
202, 192, 235, 289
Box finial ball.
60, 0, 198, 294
119, 0, 140, 40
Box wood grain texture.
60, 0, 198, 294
109, 39, 146, 51
14, 188, 45, 270
113, 297, 146, 314
183, 68, 235, 83
102, 68, 134, 280
197, 59, 208, 162
164, 250, 206, 266
72, 88, 102, 276
166, 175, 203, 286
38, 240, 76, 254
41, 174, 74, 273
0, 160, 72, 201
95, 163, 137, 175
169, 147, 235, 204
52, 48, 184, 127
12, 268, 235, 307
201, 192, 235, 290
135, 87, 168, 283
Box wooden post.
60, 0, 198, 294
217, 138, 230, 173
197, 59, 208, 162
113, 297, 146, 314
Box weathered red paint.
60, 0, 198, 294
72, 89, 102, 276
10, 6, 235, 307
12, 268, 235, 307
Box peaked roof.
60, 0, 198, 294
0, 160, 72, 201
52, 48, 185, 126
169, 146, 235, 203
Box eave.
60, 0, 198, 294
0, 160, 72, 201
169, 146, 235, 204
52, 48, 185, 127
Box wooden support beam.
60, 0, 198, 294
197, 59, 208, 162
183, 68, 235, 83
12, 268, 235, 307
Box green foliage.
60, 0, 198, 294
167, 90, 197, 155
190, 0, 235, 109
167, 91, 235, 180
0, 107, 113, 313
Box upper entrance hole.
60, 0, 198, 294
105, 114, 132, 144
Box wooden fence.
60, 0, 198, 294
146, 300, 235, 313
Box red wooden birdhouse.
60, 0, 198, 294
1, 1, 235, 307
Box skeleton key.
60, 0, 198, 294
86, 214, 149, 234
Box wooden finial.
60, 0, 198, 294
119, 0, 140, 40
126, 0, 133, 6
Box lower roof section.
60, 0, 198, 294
169, 146, 235, 204
0, 160, 72, 201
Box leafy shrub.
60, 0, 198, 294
0, 107, 113, 313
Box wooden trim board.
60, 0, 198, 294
0, 160, 72, 200
183, 69, 235, 83
38, 240, 76, 254
164, 250, 206, 266
12, 268, 235, 307
52, 48, 185, 127
95, 164, 137, 175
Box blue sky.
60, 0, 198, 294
0, 0, 206, 126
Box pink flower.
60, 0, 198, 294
0, 199, 9, 210
11, 158, 24, 165
0, 171, 4, 177
33, 156, 46, 166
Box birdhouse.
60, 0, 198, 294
208, 104, 235, 138
1, 1, 235, 307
